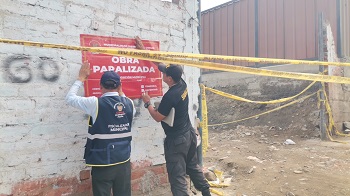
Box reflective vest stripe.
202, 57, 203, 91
87, 132, 132, 140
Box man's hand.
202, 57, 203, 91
135, 36, 159, 67
78, 61, 90, 82
141, 91, 151, 103
135, 36, 146, 50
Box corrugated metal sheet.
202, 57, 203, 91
201, 0, 347, 67
340, 0, 350, 57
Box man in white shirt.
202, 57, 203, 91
66, 61, 135, 196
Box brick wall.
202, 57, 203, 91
0, 0, 200, 194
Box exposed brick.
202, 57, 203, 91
76, 181, 92, 194
150, 165, 167, 175
46, 187, 73, 196
79, 170, 91, 181
11, 176, 92, 196
159, 174, 169, 184
131, 160, 152, 170
131, 179, 141, 191
131, 169, 147, 181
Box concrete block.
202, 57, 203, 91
4, 98, 36, 110
151, 24, 169, 34
0, 17, 3, 37
0, 183, 12, 195
66, 13, 92, 27
16, 0, 38, 5
92, 20, 114, 33
1, 1, 36, 16
58, 161, 85, 177
2, 28, 28, 40
18, 84, 58, 97
170, 28, 183, 37
14, 139, 48, 151
26, 164, 59, 178
30, 7, 65, 23
116, 15, 136, 27
0, 169, 26, 184
0, 143, 16, 154
93, 10, 116, 22
41, 150, 70, 161
57, 50, 82, 63
70, 0, 106, 10
37, 1, 65, 11
66, 3, 94, 16
3, 15, 26, 29
26, 20, 60, 34
0, 126, 30, 143
0, 84, 19, 96
137, 21, 151, 30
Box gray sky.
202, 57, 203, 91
201, 0, 231, 11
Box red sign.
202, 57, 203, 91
80, 34, 162, 99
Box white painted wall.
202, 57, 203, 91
0, 0, 200, 194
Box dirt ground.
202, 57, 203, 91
143, 86, 350, 196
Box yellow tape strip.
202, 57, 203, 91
200, 84, 209, 156
209, 188, 224, 196
321, 83, 349, 141
208, 92, 317, 127
94, 46, 350, 67
1, 38, 350, 84
205, 81, 316, 104
208, 183, 230, 188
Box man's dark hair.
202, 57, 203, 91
158, 64, 183, 83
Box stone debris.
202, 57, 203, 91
269, 145, 279, 151
247, 156, 263, 163
284, 139, 296, 145
247, 166, 256, 174
293, 170, 303, 174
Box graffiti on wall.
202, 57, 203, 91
3, 55, 60, 83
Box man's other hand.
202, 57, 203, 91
141, 91, 151, 103
78, 61, 90, 82
135, 36, 146, 50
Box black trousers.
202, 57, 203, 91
91, 160, 131, 196
164, 130, 211, 196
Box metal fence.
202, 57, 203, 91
201, 0, 348, 69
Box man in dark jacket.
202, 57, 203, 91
66, 61, 134, 196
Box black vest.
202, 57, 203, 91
84, 96, 133, 166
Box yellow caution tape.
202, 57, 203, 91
1, 38, 350, 84
208, 92, 317, 127
213, 169, 224, 182
115, 50, 350, 67
205, 80, 317, 104
124, 50, 350, 67
200, 84, 209, 156
210, 188, 224, 196
320, 83, 349, 142
208, 182, 230, 188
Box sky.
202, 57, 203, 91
201, 0, 231, 11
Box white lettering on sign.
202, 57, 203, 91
93, 65, 155, 73
111, 56, 140, 64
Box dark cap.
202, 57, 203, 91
158, 64, 183, 82
100, 71, 121, 89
